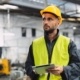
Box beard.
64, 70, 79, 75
44, 28, 55, 35
43, 24, 57, 35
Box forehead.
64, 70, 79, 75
42, 13, 57, 18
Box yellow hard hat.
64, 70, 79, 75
40, 4, 62, 25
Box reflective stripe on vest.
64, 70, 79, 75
33, 35, 70, 80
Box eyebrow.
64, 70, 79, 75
42, 17, 53, 19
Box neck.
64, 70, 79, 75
48, 29, 57, 42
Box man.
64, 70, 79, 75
25, 4, 80, 80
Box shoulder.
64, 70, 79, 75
59, 35, 70, 40
33, 36, 44, 42
69, 39, 77, 50
59, 35, 76, 49
59, 35, 70, 44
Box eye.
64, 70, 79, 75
48, 18, 53, 21
42, 18, 45, 21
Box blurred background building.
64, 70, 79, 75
0, 0, 80, 80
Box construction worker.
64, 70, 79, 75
25, 4, 80, 80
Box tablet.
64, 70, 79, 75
32, 64, 55, 74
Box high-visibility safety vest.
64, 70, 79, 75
32, 35, 70, 80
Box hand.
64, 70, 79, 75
46, 65, 63, 75
26, 75, 31, 80
33, 70, 38, 74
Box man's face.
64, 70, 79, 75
42, 13, 60, 34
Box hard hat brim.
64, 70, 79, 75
40, 10, 52, 16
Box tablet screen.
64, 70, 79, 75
32, 64, 55, 74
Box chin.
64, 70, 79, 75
44, 29, 54, 34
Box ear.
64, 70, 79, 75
57, 19, 60, 26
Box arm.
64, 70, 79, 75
25, 44, 35, 79
45, 39, 80, 80
25, 44, 39, 80
63, 40, 80, 80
